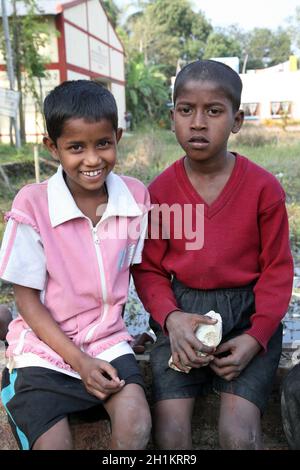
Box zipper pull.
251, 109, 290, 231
92, 228, 100, 244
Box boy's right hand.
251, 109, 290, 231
76, 354, 125, 401
165, 310, 216, 372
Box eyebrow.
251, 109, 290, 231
176, 100, 226, 106
65, 135, 112, 143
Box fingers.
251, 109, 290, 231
172, 344, 215, 370
87, 384, 124, 401
195, 315, 217, 325
212, 354, 238, 367
215, 341, 232, 355
85, 362, 125, 398
100, 361, 122, 384
210, 363, 240, 381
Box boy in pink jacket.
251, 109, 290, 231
0, 80, 151, 450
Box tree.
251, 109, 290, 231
286, 6, 300, 54
126, 53, 169, 127
203, 30, 242, 60
102, 0, 120, 28
125, 0, 212, 76
243, 27, 292, 70
0, 0, 50, 143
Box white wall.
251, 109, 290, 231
65, 23, 90, 70
240, 70, 300, 120
111, 82, 126, 129
0, 70, 60, 143
64, 2, 88, 30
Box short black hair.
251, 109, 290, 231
44, 80, 118, 144
173, 59, 243, 111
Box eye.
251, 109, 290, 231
207, 107, 222, 116
97, 139, 110, 148
69, 144, 83, 152
177, 105, 192, 115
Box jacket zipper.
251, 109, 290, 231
83, 222, 109, 344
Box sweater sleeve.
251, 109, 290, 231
131, 196, 180, 331
246, 198, 294, 350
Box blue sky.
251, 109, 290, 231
115, 0, 300, 31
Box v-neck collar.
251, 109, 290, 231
175, 154, 248, 219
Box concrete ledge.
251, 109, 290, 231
0, 343, 292, 450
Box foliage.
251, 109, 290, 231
0, 0, 51, 143
242, 27, 292, 70
125, 54, 169, 128
203, 29, 242, 60
124, 0, 212, 76
101, 0, 120, 28
286, 6, 300, 53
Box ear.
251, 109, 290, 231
43, 135, 59, 161
116, 127, 123, 143
170, 108, 175, 133
231, 110, 244, 134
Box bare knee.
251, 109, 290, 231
219, 393, 262, 450
219, 425, 262, 450
155, 423, 192, 450
154, 412, 192, 449
112, 406, 152, 450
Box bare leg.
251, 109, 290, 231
103, 384, 151, 450
32, 417, 73, 450
153, 398, 195, 449
0, 305, 12, 341
218, 392, 262, 449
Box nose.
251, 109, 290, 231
84, 149, 101, 166
191, 110, 207, 130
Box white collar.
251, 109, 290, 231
47, 165, 142, 228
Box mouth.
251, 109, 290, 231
80, 169, 103, 178
188, 136, 209, 144
188, 136, 209, 150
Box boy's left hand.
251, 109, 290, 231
209, 334, 262, 381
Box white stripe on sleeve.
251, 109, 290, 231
0, 220, 46, 290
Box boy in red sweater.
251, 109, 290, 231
132, 59, 294, 449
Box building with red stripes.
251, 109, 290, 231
0, 0, 126, 142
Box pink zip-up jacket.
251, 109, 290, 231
0, 166, 151, 373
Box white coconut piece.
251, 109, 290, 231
168, 310, 222, 373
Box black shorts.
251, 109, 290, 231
150, 278, 283, 414
1, 353, 145, 450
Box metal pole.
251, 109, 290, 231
1, 0, 21, 148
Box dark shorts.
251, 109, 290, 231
1, 353, 145, 450
150, 278, 282, 414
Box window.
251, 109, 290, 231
241, 102, 259, 120
270, 101, 291, 118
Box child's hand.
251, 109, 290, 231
77, 355, 125, 400
209, 334, 262, 381
165, 310, 216, 372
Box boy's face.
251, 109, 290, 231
43, 118, 122, 199
171, 79, 244, 164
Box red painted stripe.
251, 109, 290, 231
64, 18, 124, 55
56, 14, 67, 82
61, 0, 86, 10
66, 63, 125, 85
60, 0, 125, 54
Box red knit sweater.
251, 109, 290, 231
132, 154, 294, 350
